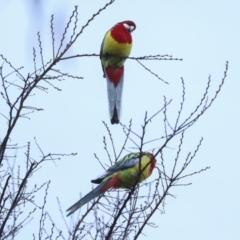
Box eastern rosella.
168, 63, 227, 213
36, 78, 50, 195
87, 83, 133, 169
66, 152, 156, 216
100, 20, 136, 124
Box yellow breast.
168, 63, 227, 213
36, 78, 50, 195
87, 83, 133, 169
102, 31, 132, 67
118, 155, 152, 189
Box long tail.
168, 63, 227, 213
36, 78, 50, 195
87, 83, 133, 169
111, 107, 119, 124
66, 174, 119, 216
105, 66, 124, 125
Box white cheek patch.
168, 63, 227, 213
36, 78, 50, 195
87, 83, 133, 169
123, 23, 130, 30
129, 26, 135, 32
123, 23, 135, 32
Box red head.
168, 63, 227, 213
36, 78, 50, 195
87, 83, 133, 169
147, 153, 156, 175
110, 20, 136, 44
118, 20, 136, 32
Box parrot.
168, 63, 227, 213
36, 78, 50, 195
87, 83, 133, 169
100, 20, 136, 124
66, 152, 156, 216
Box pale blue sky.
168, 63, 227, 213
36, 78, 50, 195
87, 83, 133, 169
0, 1, 240, 239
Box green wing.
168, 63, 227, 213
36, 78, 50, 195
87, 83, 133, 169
91, 153, 147, 184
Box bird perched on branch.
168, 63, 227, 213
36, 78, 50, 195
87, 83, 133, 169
66, 152, 156, 216
100, 20, 136, 124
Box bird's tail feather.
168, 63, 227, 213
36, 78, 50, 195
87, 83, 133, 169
111, 107, 119, 124
66, 174, 119, 216
105, 69, 124, 125
66, 183, 104, 216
